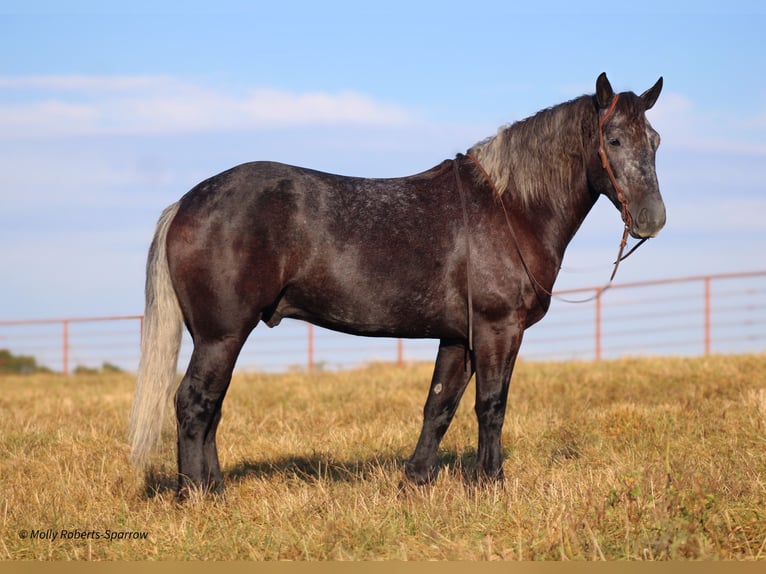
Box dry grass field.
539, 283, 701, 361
1, 354, 765, 560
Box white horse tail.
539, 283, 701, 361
129, 202, 183, 468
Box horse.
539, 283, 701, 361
129, 73, 665, 497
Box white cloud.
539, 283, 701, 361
0, 75, 415, 139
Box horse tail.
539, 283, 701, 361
129, 201, 183, 469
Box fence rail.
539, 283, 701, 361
1, 271, 764, 374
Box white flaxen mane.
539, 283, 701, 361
467, 95, 594, 212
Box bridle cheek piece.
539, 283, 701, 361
597, 93, 648, 280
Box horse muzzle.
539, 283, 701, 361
630, 203, 666, 239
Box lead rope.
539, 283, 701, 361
453, 160, 475, 351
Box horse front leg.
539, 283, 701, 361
473, 324, 523, 482
405, 339, 474, 484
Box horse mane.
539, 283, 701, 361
467, 94, 597, 209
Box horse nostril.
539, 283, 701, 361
632, 205, 666, 238
638, 207, 649, 227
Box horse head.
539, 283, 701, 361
594, 73, 666, 239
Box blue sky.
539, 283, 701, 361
1, 0, 765, 323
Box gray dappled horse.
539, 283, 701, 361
129, 73, 665, 497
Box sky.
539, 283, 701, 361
1, 0, 765, 328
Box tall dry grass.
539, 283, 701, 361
2, 355, 765, 560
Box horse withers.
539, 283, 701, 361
129, 73, 665, 497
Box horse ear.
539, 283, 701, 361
640, 76, 663, 110
596, 72, 614, 109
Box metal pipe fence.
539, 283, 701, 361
1, 271, 764, 374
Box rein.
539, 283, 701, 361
460, 94, 647, 308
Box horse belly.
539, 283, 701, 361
271, 254, 462, 339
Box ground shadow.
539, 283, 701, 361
141, 466, 180, 499
225, 453, 406, 483
226, 449, 483, 484
141, 449, 483, 499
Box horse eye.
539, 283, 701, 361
609, 138, 621, 147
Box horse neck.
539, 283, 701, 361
473, 98, 600, 263
503, 178, 596, 293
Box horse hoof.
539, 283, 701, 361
403, 463, 438, 486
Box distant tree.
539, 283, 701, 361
73, 362, 124, 375
0, 349, 50, 374
101, 362, 123, 373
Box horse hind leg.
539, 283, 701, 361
174, 335, 246, 498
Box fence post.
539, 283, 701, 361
62, 319, 70, 375
397, 338, 404, 367
595, 288, 603, 361
704, 276, 712, 356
